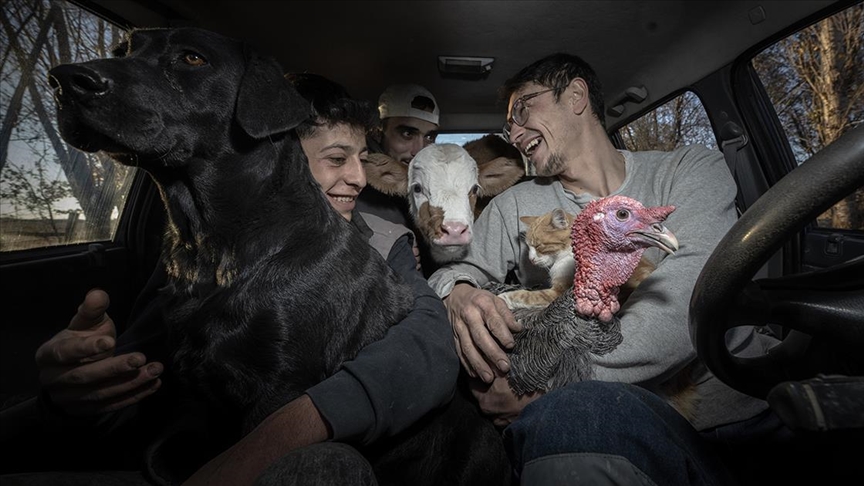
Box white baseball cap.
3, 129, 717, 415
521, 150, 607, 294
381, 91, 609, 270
378, 84, 440, 125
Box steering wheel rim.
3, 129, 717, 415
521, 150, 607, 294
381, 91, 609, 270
690, 124, 864, 399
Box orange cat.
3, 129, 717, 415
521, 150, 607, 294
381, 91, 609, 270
498, 208, 656, 309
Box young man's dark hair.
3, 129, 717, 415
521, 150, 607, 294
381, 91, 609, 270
500, 52, 606, 127
285, 72, 379, 138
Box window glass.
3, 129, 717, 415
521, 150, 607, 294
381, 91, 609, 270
436, 133, 488, 145
751, 4, 864, 230
618, 91, 716, 152
0, 0, 137, 252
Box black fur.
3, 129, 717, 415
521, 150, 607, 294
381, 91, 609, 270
49, 26, 412, 431
49, 27, 510, 486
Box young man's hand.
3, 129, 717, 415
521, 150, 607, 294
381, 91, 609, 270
469, 370, 542, 427
35, 289, 163, 415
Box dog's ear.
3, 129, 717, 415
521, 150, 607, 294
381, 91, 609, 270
236, 49, 311, 139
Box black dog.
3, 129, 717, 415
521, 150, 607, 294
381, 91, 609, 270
49, 28, 509, 485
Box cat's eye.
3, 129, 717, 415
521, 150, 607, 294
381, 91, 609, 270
615, 209, 630, 221
518, 231, 526, 241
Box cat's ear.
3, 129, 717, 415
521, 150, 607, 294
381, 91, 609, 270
551, 209, 571, 229
520, 215, 537, 226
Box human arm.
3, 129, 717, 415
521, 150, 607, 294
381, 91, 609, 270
305, 233, 459, 443
182, 393, 327, 486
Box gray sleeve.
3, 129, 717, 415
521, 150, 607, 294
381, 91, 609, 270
428, 198, 521, 298
592, 146, 739, 384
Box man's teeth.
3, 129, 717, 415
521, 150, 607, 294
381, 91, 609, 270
525, 138, 541, 155
332, 196, 355, 203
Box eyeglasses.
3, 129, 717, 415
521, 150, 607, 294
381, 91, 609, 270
502, 86, 563, 141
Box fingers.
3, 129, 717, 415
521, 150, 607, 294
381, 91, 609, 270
35, 329, 116, 367
68, 289, 111, 331
63, 377, 163, 416
41, 352, 151, 388
412, 242, 421, 271
35, 290, 118, 367
492, 295, 522, 333
446, 286, 515, 384
452, 316, 494, 382
45, 354, 164, 415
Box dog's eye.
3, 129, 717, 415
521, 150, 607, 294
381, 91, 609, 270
469, 184, 481, 196
412, 183, 423, 194
183, 52, 208, 66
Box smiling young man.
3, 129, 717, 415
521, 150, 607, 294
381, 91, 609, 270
428, 53, 781, 485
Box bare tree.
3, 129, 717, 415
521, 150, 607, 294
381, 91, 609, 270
1, 0, 133, 249
619, 91, 716, 152
756, 5, 864, 229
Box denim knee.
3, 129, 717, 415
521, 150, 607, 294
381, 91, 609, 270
254, 442, 377, 486
504, 381, 736, 486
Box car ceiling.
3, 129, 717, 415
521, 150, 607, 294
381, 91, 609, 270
86, 0, 842, 132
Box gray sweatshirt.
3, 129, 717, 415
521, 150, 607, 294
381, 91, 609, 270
429, 145, 775, 431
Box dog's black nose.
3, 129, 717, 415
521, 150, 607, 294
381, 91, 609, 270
48, 64, 112, 101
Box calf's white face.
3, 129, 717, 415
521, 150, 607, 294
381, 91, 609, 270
408, 144, 480, 263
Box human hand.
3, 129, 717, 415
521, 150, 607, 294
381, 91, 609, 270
444, 283, 521, 383
469, 370, 541, 428
34, 289, 163, 416
412, 239, 422, 271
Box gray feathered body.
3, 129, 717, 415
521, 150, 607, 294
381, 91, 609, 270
485, 283, 623, 395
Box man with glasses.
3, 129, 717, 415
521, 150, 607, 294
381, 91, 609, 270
429, 53, 779, 485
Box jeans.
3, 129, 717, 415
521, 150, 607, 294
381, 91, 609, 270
503, 381, 741, 486
255, 442, 377, 486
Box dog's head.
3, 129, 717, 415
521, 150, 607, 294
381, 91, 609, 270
48, 27, 310, 168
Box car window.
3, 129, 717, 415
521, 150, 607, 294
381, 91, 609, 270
436, 133, 488, 145
751, 4, 863, 231
0, 0, 137, 252
617, 91, 717, 151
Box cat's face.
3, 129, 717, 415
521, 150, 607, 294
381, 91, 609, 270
521, 208, 576, 270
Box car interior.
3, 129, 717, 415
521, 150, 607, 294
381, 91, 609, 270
1, 0, 862, 483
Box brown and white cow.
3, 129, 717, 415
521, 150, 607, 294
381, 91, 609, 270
364, 134, 525, 265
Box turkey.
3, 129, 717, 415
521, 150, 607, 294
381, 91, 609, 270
490, 195, 679, 395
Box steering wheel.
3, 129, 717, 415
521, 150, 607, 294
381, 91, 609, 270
690, 124, 864, 400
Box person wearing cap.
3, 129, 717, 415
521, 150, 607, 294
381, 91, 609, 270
356, 84, 441, 229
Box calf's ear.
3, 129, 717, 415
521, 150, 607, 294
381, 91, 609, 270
236, 49, 311, 139
365, 153, 409, 196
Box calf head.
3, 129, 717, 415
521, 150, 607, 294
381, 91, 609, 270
368, 135, 525, 265
407, 144, 479, 263
48, 27, 309, 171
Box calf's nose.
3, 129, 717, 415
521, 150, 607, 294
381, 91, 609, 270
438, 221, 472, 245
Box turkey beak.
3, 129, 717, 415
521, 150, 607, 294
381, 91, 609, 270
633, 223, 679, 255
